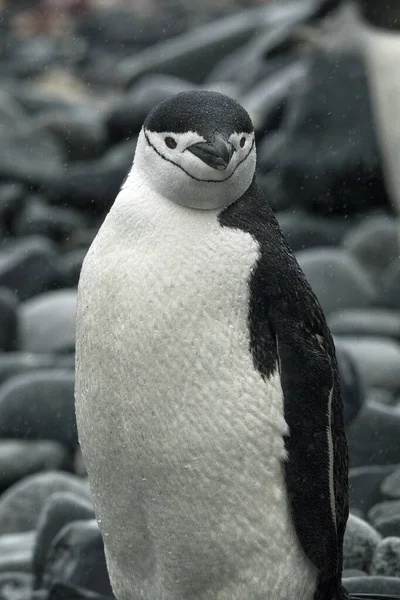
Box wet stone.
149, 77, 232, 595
33, 492, 94, 590
370, 537, 400, 577
368, 500, 400, 528
329, 309, 400, 342
0, 370, 77, 450
0, 440, 69, 491
0, 237, 57, 301
18, 290, 77, 355
381, 468, 400, 500
296, 249, 376, 316
375, 516, 400, 539
0, 472, 90, 535
349, 461, 388, 514
343, 575, 400, 595
343, 513, 381, 572
347, 400, 400, 467
335, 337, 400, 393
0, 531, 35, 573
0, 572, 33, 600
42, 520, 112, 597
343, 213, 399, 277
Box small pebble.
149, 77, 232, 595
33, 491, 94, 590
368, 500, 400, 528
0, 369, 77, 450
343, 513, 381, 572
296, 249, 376, 316
18, 290, 77, 354
375, 516, 400, 539
370, 537, 400, 577
0, 531, 35, 573
329, 309, 400, 342
381, 468, 400, 500
0, 471, 90, 535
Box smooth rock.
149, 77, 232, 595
343, 214, 399, 276
381, 468, 400, 500
0, 183, 25, 234
367, 388, 398, 407
18, 290, 77, 354
276, 209, 350, 252
335, 343, 365, 426
368, 501, 400, 528
118, 7, 277, 87
0, 288, 18, 351
335, 337, 400, 392
34, 106, 107, 161
342, 569, 367, 578
0, 472, 90, 535
74, 448, 87, 478
106, 75, 196, 143
54, 249, 86, 289
13, 197, 88, 244
0, 440, 69, 491
0, 572, 33, 600
349, 465, 397, 514
329, 309, 400, 341
347, 401, 400, 467
0, 531, 35, 573
343, 513, 381, 572
46, 582, 114, 600
296, 249, 376, 315
0, 237, 57, 301
343, 575, 400, 595
42, 520, 112, 596
275, 52, 389, 214
240, 60, 310, 134
0, 353, 60, 386
0, 127, 64, 187
0, 370, 77, 450
47, 140, 136, 214
33, 492, 94, 590
370, 537, 400, 577
375, 516, 400, 539
381, 258, 400, 310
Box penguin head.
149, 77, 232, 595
130, 90, 257, 210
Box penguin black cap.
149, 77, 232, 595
144, 90, 254, 140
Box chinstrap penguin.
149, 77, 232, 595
75, 90, 397, 600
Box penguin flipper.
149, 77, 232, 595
276, 322, 348, 578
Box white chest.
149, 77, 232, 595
75, 178, 317, 600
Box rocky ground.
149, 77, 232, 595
0, 0, 400, 599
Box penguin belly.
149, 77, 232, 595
75, 183, 318, 600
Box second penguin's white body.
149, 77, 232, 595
75, 166, 318, 600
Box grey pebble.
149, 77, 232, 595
375, 516, 400, 539
328, 309, 400, 342
296, 249, 376, 316
0, 237, 57, 301
343, 575, 400, 595
0, 471, 90, 535
343, 213, 399, 276
0, 440, 69, 491
334, 336, 400, 393
0, 531, 35, 573
381, 468, 400, 500
368, 501, 400, 528
33, 492, 94, 590
0, 370, 77, 450
18, 290, 77, 355
343, 513, 381, 572
347, 400, 400, 467
370, 537, 400, 577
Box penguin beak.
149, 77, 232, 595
187, 133, 234, 170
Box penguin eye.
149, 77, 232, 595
239, 137, 246, 148
165, 137, 177, 149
